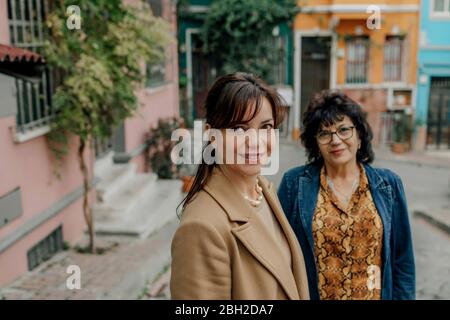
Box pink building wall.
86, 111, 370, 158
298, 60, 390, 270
128, 84, 179, 172
0, 0, 179, 286
125, 0, 179, 172
0, 0, 8, 44
0, 117, 95, 286
0, 0, 95, 284
0, 188, 89, 285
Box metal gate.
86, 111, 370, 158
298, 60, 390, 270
427, 77, 450, 149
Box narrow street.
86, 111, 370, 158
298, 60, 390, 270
374, 156, 450, 299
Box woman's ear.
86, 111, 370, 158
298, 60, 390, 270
204, 123, 215, 144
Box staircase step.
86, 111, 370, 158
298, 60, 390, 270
135, 179, 183, 239
93, 172, 157, 222
96, 163, 137, 203
93, 151, 114, 178
94, 179, 183, 238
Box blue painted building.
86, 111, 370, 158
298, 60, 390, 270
416, 0, 450, 150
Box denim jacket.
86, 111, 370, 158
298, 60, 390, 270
277, 162, 416, 300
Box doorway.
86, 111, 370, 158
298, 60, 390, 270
191, 34, 217, 119
300, 36, 332, 119
427, 77, 450, 149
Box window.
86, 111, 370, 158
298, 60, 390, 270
345, 36, 369, 84
8, 0, 46, 53
431, 0, 450, 17
148, 0, 163, 17
27, 225, 63, 271
434, 0, 445, 11
146, 62, 166, 88
145, 0, 175, 88
7, 0, 53, 135
384, 36, 404, 82
267, 34, 288, 86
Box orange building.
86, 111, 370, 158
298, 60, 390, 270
292, 0, 420, 148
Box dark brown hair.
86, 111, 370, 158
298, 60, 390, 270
301, 89, 374, 165
179, 72, 285, 212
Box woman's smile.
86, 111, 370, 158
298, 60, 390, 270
329, 148, 346, 157
238, 152, 266, 163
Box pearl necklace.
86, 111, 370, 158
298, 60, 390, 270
243, 180, 263, 207
326, 172, 359, 207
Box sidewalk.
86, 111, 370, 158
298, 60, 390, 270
0, 219, 178, 300
414, 209, 450, 237
280, 138, 450, 168
374, 146, 450, 170
373, 146, 450, 237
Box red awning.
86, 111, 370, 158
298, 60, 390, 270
0, 44, 45, 63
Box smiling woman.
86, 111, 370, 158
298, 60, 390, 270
278, 90, 416, 300
170, 72, 310, 300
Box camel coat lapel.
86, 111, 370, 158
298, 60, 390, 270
259, 176, 310, 300
204, 168, 309, 300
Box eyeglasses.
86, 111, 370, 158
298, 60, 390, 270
316, 126, 355, 145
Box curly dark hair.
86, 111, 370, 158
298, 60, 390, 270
301, 89, 374, 165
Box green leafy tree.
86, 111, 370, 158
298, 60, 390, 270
202, 0, 297, 79
45, 0, 172, 253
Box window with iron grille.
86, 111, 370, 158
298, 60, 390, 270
7, 0, 54, 135
27, 225, 63, 271
345, 36, 369, 84
384, 36, 404, 82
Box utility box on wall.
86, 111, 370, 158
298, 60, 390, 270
0, 187, 23, 229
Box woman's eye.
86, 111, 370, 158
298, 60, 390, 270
261, 124, 274, 130
339, 127, 350, 133
318, 131, 329, 138
233, 127, 246, 134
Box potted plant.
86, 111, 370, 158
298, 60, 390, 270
391, 111, 412, 154
146, 117, 185, 179
146, 118, 199, 193
179, 164, 197, 193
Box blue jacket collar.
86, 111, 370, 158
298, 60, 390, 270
303, 162, 387, 190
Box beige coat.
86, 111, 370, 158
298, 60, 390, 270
170, 168, 310, 300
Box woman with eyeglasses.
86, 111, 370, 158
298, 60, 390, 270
278, 90, 415, 300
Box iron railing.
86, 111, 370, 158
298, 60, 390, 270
8, 0, 54, 135
345, 36, 369, 84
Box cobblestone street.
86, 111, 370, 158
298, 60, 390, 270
413, 217, 450, 299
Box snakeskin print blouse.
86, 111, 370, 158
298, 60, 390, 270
312, 164, 383, 300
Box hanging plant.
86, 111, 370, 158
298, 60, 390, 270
202, 0, 298, 79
